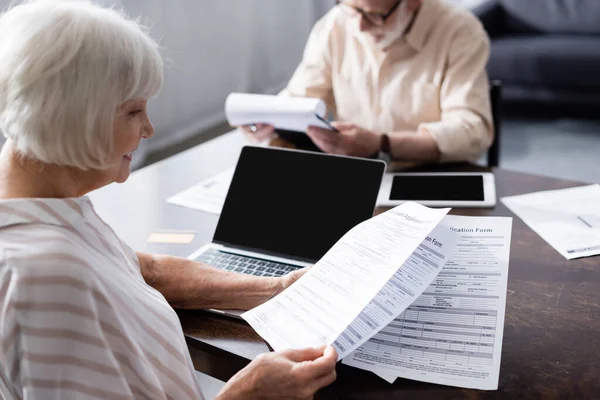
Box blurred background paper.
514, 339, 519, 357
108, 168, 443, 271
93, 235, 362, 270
502, 184, 600, 260
166, 167, 234, 215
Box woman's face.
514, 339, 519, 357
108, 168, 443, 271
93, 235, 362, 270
108, 98, 154, 184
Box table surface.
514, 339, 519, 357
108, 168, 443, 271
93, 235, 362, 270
90, 131, 600, 400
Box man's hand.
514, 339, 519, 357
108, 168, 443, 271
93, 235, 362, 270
239, 123, 275, 143
217, 346, 338, 400
306, 122, 380, 157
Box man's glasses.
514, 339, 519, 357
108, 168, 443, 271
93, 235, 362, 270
336, 0, 403, 26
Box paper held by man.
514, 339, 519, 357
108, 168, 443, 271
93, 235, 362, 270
225, 92, 335, 132
243, 202, 513, 390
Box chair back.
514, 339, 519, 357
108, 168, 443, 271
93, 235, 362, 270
488, 80, 502, 167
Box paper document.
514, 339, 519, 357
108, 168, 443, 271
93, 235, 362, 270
377, 373, 398, 384
331, 220, 458, 357
344, 215, 513, 390
242, 202, 452, 359
225, 93, 334, 132
166, 167, 234, 215
502, 184, 600, 259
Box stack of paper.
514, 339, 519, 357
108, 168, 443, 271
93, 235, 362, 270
502, 184, 600, 259
243, 202, 513, 390
225, 93, 334, 132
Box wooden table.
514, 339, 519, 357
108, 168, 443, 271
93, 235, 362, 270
90, 131, 600, 399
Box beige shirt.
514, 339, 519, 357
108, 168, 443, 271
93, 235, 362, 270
282, 0, 493, 162
0, 197, 204, 400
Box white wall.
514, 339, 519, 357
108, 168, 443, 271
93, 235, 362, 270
120, 1, 332, 165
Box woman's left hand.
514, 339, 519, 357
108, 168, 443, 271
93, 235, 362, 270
270, 267, 309, 300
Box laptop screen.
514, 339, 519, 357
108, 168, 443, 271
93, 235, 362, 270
213, 146, 385, 263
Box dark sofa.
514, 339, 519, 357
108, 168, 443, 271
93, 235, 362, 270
473, 0, 600, 106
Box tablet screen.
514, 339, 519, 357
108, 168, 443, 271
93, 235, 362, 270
390, 175, 485, 201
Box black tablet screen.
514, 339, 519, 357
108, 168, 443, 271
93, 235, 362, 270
390, 175, 485, 201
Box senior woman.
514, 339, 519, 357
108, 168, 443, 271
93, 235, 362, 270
0, 1, 337, 399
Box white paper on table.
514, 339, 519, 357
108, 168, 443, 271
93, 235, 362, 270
376, 373, 397, 383
242, 202, 451, 360
343, 215, 513, 391
166, 167, 234, 215
225, 93, 334, 132
502, 184, 600, 260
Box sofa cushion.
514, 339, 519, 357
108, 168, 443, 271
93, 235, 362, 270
503, 10, 541, 34
500, 0, 600, 34
489, 36, 600, 88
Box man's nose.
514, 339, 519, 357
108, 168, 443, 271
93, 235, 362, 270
358, 15, 370, 32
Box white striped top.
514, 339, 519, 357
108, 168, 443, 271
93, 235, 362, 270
0, 197, 204, 399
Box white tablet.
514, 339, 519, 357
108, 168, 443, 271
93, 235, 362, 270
377, 172, 496, 208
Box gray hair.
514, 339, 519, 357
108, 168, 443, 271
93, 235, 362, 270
0, 0, 164, 170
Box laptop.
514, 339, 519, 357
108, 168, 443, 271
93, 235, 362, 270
189, 146, 386, 318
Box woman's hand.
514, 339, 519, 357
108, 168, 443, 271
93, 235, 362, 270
216, 346, 338, 400
264, 266, 309, 304
279, 267, 308, 291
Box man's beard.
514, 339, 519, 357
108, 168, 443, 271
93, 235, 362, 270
372, 2, 414, 50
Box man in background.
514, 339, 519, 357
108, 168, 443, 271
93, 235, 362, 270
245, 0, 493, 164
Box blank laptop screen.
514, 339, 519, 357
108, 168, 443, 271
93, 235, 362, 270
213, 146, 385, 263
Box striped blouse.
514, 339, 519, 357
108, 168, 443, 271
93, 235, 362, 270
0, 197, 204, 399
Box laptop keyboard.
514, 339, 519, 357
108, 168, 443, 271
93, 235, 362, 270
194, 248, 303, 277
